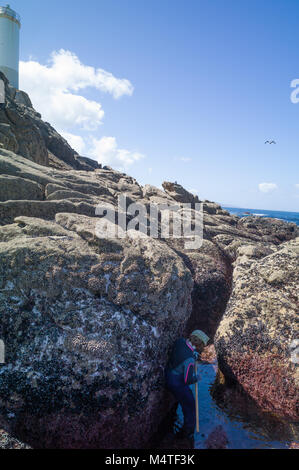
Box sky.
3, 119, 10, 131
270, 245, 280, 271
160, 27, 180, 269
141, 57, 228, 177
8, 0, 299, 211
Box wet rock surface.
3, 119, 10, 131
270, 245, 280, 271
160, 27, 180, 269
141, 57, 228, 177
0, 429, 31, 449
289, 442, 299, 449
204, 425, 228, 449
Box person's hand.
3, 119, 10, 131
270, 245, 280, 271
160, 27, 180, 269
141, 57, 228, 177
194, 351, 200, 361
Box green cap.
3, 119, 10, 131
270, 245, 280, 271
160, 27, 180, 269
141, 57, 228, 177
191, 330, 210, 346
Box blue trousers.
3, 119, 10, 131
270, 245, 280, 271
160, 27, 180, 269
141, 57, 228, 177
165, 369, 196, 433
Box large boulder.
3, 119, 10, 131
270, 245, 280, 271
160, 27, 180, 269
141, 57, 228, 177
237, 216, 298, 244
0, 215, 193, 448
162, 181, 200, 205
215, 237, 299, 420
0, 175, 44, 201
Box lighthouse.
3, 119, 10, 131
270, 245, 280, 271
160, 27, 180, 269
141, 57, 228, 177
0, 4, 20, 89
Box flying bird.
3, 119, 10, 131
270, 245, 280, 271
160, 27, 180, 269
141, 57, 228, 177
265, 140, 276, 144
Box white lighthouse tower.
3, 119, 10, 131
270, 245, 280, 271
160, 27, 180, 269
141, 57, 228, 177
0, 4, 20, 89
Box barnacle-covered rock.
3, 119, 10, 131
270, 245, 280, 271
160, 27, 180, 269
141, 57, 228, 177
215, 237, 299, 419
0, 215, 193, 448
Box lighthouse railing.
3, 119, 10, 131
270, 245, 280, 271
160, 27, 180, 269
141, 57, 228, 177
0, 6, 21, 23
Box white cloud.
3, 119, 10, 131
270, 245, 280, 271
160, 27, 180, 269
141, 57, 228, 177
20, 49, 144, 169
295, 184, 299, 189
258, 183, 278, 193
58, 132, 146, 169
174, 157, 192, 163
48, 91, 104, 131
89, 136, 145, 170
189, 188, 199, 195
19, 50, 145, 170
59, 131, 86, 155
19, 49, 133, 131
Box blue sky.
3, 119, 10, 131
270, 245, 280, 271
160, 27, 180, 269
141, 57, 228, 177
10, 0, 299, 211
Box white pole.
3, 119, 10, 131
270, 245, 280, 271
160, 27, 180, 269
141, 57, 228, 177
195, 362, 199, 433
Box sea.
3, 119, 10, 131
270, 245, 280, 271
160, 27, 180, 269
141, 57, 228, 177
223, 206, 299, 226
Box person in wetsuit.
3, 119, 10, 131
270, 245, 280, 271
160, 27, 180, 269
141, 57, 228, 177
165, 329, 210, 446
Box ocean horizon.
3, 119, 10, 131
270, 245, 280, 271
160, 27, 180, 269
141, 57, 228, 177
223, 206, 299, 226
